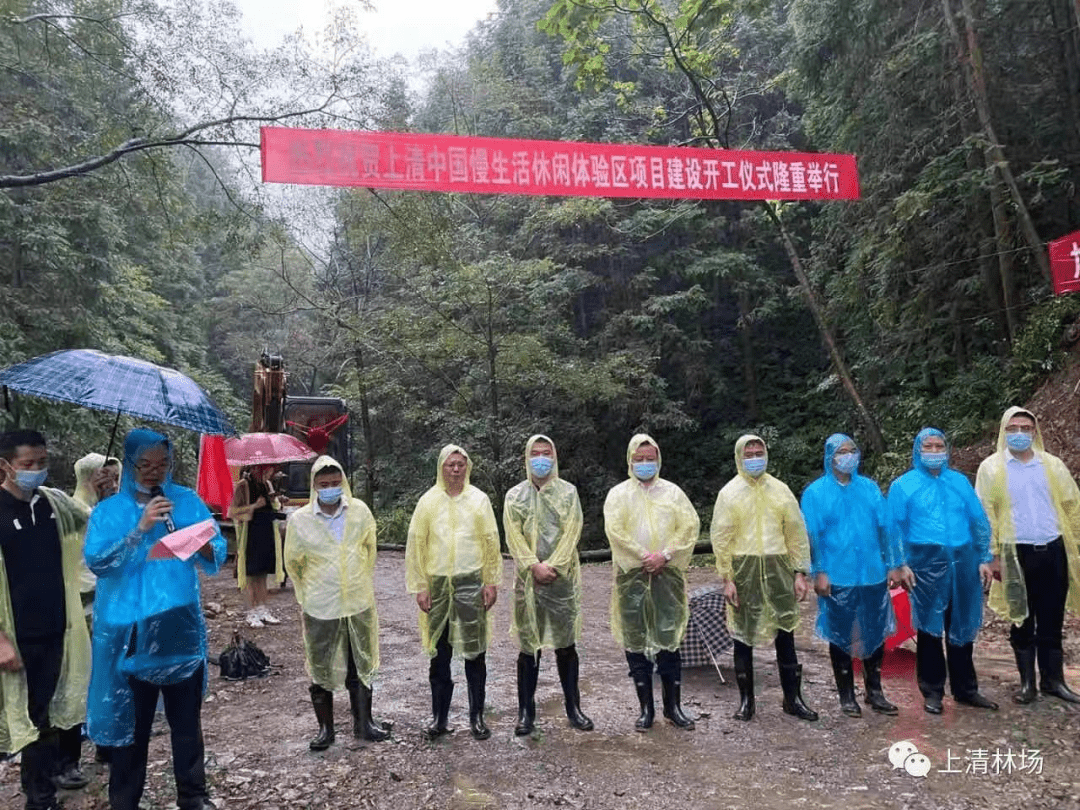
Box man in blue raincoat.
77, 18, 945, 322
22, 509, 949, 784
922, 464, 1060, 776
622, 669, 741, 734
802, 434, 911, 718
85, 429, 226, 810
886, 427, 996, 714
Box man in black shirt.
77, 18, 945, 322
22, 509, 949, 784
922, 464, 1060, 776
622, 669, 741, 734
0, 430, 91, 810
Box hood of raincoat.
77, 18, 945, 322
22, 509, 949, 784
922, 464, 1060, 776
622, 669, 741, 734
74, 452, 121, 507
524, 434, 559, 481
121, 428, 172, 497
911, 427, 948, 474
625, 433, 661, 479
734, 434, 768, 482
308, 454, 351, 503
436, 444, 473, 491
823, 433, 859, 481
994, 406, 1043, 454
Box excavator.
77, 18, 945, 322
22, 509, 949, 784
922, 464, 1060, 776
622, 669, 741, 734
250, 352, 350, 503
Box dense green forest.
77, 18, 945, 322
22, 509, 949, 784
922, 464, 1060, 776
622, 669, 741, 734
2, 0, 1079, 547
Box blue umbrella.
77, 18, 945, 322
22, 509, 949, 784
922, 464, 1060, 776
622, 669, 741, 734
0, 350, 237, 447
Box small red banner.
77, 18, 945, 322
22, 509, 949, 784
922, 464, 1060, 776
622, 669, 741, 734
1050, 230, 1080, 296
260, 127, 860, 201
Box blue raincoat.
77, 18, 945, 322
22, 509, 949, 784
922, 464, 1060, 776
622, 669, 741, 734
886, 428, 991, 646
801, 434, 900, 657
84, 429, 226, 747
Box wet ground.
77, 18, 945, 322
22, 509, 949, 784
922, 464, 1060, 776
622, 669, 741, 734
5, 551, 1080, 810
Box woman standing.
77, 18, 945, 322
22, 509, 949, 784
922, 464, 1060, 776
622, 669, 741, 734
230, 466, 284, 627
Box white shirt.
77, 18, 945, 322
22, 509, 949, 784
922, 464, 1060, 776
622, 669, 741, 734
1005, 452, 1060, 544
313, 499, 348, 544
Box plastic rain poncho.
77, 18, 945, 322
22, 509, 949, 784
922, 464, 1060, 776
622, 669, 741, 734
504, 435, 584, 654
231, 472, 285, 591
0, 487, 90, 754
284, 455, 380, 689
604, 434, 700, 656
975, 406, 1080, 624
886, 428, 991, 646
801, 434, 900, 657
73, 453, 121, 604
84, 429, 226, 747
711, 434, 811, 647
405, 445, 501, 660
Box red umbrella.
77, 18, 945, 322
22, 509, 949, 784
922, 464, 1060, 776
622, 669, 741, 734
223, 432, 317, 467
885, 587, 916, 651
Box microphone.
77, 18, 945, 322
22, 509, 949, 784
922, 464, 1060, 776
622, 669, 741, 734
150, 485, 176, 533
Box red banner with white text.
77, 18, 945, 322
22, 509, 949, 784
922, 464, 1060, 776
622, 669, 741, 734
260, 127, 860, 201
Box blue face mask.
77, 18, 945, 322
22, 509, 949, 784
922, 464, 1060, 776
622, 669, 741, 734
1006, 432, 1033, 452
529, 456, 554, 477
316, 486, 342, 504
14, 468, 48, 491
743, 457, 767, 477
920, 451, 948, 470
632, 461, 658, 481
833, 451, 860, 475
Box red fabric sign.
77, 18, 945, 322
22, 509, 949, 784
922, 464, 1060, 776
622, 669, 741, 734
260, 127, 860, 201
1050, 230, 1080, 296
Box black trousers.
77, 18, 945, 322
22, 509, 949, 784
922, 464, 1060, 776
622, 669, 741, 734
624, 649, 682, 681
916, 604, 978, 700
1009, 538, 1068, 655
731, 629, 798, 668
429, 625, 485, 689
108, 666, 208, 810
18, 636, 64, 810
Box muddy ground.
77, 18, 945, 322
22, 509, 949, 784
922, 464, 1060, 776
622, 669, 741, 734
4, 552, 1080, 810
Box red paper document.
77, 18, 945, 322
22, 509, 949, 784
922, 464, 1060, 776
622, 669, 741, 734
148, 518, 218, 561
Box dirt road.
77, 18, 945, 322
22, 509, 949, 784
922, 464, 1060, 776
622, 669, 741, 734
5, 552, 1080, 810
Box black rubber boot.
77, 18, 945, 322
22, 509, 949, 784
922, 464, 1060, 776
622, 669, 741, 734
1039, 648, 1080, 704
732, 645, 755, 721
862, 646, 898, 715
660, 677, 695, 729
515, 652, 538, 736
779, 663, 818, 721
829, 645, 861, 718
465, 655, 491, 740
348, 681, 390, 741
425, 681, 454, 739
308, 684, 335, 751
1013, 646, 1037, 705
555, 646, 593, 731
633, 676, 655, 732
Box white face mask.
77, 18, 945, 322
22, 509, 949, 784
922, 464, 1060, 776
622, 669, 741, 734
316, 486, 342, 504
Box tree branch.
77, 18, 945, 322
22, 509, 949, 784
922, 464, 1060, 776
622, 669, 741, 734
0, 102, 336, 188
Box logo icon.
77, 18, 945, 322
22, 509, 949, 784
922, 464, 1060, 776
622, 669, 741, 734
888, 741, 931, 778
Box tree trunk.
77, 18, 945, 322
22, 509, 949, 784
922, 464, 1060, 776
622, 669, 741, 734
988, 178, 1020, 342
942, 0, 1052, 281
1051, 0, 1080, 149
762, 202, 888, 455
736, 286, 760, 421
352, 343, 376, 509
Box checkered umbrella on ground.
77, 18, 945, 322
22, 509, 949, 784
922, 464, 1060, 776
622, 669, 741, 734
0, 349, 236, 437
680, 585, 733, 681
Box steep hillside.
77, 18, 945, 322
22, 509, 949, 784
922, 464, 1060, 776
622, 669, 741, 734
952, 345, 1080, 477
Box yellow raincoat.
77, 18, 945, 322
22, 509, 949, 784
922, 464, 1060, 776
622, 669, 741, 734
405, 445, 501, 660
231, 472, 285, 590
604, 434, 700, 656
711, 434, 811, 647
284, 456, 380, 689
0, 488, 91, 754
975, 406, 1080, 624
504, 435, 584, 654
72, 453, 120, 611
